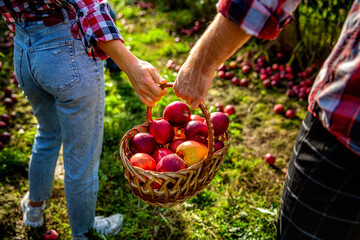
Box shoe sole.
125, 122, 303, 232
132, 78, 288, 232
21, 194, 44, 227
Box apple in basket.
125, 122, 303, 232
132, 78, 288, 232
129, 153, 156, 171
152, 148, 173, 164
210, 112, 229, 137
163, 101, 191, 127
168, 139, 186, 153
191, 114, 205, 123
184, 120, 208, 145
149, 118, 174, 145
176, 140, 208, 167
131, 133, 156, 154
156, 153, 187, 172
214, 140, 225, 152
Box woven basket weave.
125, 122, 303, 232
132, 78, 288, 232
119, 83, 230, 207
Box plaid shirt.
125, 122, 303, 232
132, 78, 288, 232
218, 0, 360, 156
0, 0, 123, 60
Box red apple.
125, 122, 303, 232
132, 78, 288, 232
240, 78, 249, 87
273, 104, 284, 114
169, 139, 186, 152
215, 103, 224, 112
10, 94, 17, 103
0, 113, 9, 123
264, 153, 276, 165
242, 65, 250, 74
166, 60, 175, 69
285, 109, 296, 119
174, 65, 181, 72
149, 119, 174, 145
163, 101, 191, 127
129, 153, 156, 171
4, 87, 12, 97
0, 132, 10, 143
152, 148, 173, 164
0, 121, 6, 128
272, 63, 279, 71
184, 120, 208, 144
131, 133, 156, 154
225, 71, 234, 79
43, 229, 58, 240
3, 98, 13, 108
231, 77, 240, 85
156, 154, 186, 172
263, 79, 271, 88
229, 61, 238, 69
224, 105, 235, 115
260, 74, 268, 81
210, 112, 229, 137
217, 70, 226, 78
214, 140, 225, 152
286, 89, 296, 98
217, 63, 227, 72
277, 52, 284, 59
191, 114, 205, 123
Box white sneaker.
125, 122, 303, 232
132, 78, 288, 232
93, 214, 123, 235
20, 191, 45, 227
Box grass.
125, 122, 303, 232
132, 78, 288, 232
0, 3, 309, 239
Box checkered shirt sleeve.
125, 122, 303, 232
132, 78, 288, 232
68, 0, 124, 60
217, 0, 300, 40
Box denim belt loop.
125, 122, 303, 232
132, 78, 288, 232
61, 8, 69, 24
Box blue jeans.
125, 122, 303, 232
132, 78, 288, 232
13, 18, 105, 237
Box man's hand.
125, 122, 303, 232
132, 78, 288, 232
97, 40, 167, 106
174, 58, 213, 109
173, 13, 251, 109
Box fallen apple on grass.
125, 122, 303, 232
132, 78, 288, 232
264, 153, 276, 165
224, 105, 235, 116
285, 109, 296, 119
273, 104, 284, 114
43, 229, 58, 240
0, 132, 10, 143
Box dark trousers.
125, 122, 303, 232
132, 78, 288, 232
277, 112, 360, 240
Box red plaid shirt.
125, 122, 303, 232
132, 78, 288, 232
218, 0, 360, 156
0, 0, 124, 60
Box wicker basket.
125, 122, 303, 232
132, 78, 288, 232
119, 83, 230, 207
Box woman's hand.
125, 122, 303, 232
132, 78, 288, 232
125, 59, 167, 106
97, 40, 167, 106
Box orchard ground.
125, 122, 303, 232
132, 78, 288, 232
0, 2, 314, 240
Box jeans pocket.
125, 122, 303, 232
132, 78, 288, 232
33, 40, 81, 92
13, 43, 24, 87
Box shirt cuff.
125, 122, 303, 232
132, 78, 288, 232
217, 0, 296, 40
70, 2, 124, 61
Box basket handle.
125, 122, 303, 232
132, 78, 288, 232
145, 82, 214, 163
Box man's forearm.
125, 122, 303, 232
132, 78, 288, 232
188, 13, 251, 73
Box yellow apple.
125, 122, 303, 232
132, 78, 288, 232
176, 140, 208, 167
